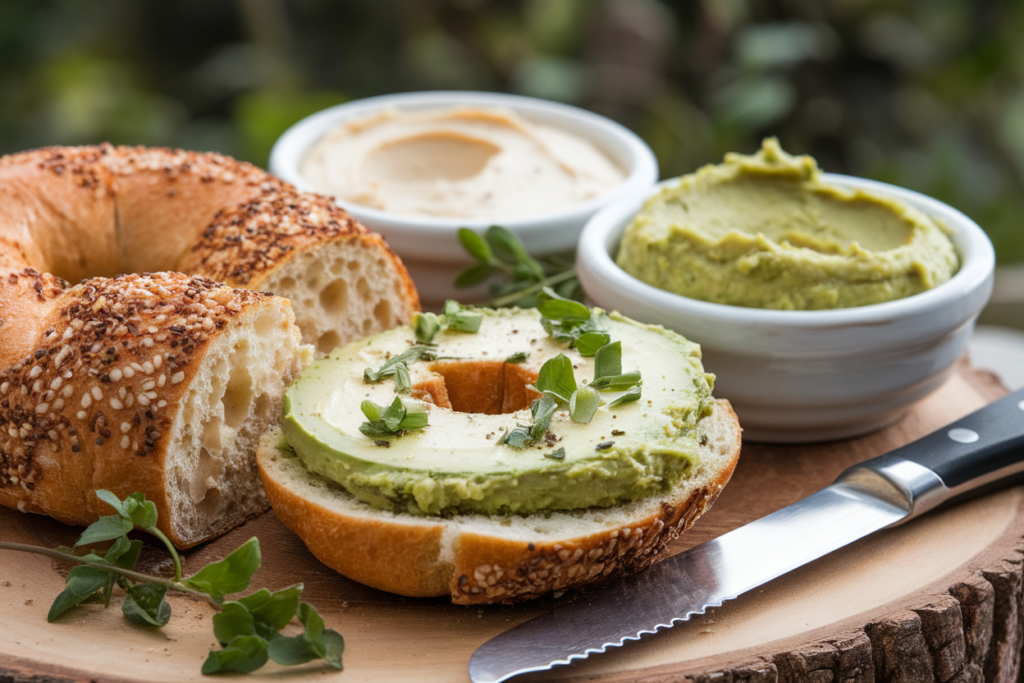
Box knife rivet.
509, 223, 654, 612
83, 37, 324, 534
1018, 399, 1024, 412
948, 428, 979, 444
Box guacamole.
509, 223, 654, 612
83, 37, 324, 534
617, 138, 960, 310
280, 307, 716, 516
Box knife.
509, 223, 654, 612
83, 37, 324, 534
469, 387, 1024, 683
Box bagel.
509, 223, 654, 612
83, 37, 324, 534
256, 307, 741, 603
0, 145, 420, 547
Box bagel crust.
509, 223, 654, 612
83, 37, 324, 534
257, 400, 741, 604
0, 144, 421, 546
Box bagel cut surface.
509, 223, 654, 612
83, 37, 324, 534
281, 308, 717, 516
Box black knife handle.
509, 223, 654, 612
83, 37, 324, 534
835, 388, 1024, 519
890, 387, 1024, 489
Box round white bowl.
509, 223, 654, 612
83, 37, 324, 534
577, 173, 996, 443
270, 91, 659, 306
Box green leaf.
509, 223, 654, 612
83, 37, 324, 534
267, 633, 321, 666
122, 583, 171, 627
608, 384, 642, 407
95, 489, 126, 515
238, 585, 303, 637
447, 310, 483, 333
202, 635, 269, 675
123, 492, 158, 529
499, 426, 533, 449
184, 538, 261, 603
454, 262, 493, 288
530, 393, 559, 440
364, 346, 434, 383
575, 332, 611, 356
504, 352, 528, 364
413, 312, 441, 344
393, 362, 412, 394
458, 227, 492, 262
74, 514, 133, 547
593, 341, 623, 380
535, 354, 577, 402
569, 386, 600, 424
398, 405, 429, 431
590, 371, 642, 391
360, 399, 382, 423
545, 447, 566, 460
213, 602, 256, 645
48, 565, 111, 621
538, 298, 591, 322
380, 396, 407, 431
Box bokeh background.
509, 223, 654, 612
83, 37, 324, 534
2, 0, 1022, 332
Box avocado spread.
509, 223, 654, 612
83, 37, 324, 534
616, 138, 959, 310
281, 307, 716, 516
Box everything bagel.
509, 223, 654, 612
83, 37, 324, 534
0, 145, 419, 547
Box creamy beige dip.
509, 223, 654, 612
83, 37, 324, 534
300, 106, 625, 219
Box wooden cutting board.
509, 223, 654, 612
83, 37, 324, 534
0, 359, 1020, 683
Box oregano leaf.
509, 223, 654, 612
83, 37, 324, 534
183, 537, 261, 603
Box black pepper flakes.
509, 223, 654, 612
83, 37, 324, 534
595, 441, 614, 451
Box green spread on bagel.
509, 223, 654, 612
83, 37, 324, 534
280, 307, 715, 516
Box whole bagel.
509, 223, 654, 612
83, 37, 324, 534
0, 144, 420, 547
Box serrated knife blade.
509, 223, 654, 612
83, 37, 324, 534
469, 388, 1024, 683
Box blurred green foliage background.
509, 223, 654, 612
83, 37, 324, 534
2, 0, 1022, 263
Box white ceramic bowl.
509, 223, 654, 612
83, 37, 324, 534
577, 174, 996, 443
270, 91, 658, 306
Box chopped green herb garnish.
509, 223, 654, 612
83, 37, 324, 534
545, 447, 566, 461
442, 300, 484, 333
393, 362, 412, 394
608, 384, 642, 407
569, 385, 600, 424
504, 352, 528, 364
359, 397, 428, 436
413, 312, 441, 344
364, 345, 435, 383
535, 354, 577, 403
593, 341, 622, 380
590, 371, 642, 391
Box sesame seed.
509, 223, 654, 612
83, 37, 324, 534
62, 328, 73, 340
0, 382, 8, 394
110, 398, 123, 410
53, 398, 64, 410
157, 374, 166, 388
137, 394, 151, 406
131, 363, 143, 373
142, 338, 154, 348
171, 372, 185, 384
121, 422, 131, 433
35, 403, 48, 414
50, 377, 62, 390
28, 366, 42, 379
81, 394, 92, 408
32, 380, 43, 394
91, 387, 102, 400
76, 410, 86, 420
146, 326, 158, 334
156, 400, 166, 408
61, 385, 73, 398
109, 369, 122, 382
123, 366, 135, 378
142, 380, 155, 391
145, 391, 157, 400
153, 355, 162, 368
142, 362, 154, 374
54, 346, 71, 366
121, 435, 130, 449
118, 386, 126, 399
125, 393, 134, 408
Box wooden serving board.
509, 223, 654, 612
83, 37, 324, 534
1, 359, 1021, 683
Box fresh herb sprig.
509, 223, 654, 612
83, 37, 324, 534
363, 345, 436, 384
414, 300, 484, 344
455, 226, 582, 307
360, 396, 429, 437
537, 288, 611, 355
0, 490, 343, 675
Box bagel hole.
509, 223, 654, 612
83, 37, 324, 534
319, 279, 349, 314
423, 361, 540, 415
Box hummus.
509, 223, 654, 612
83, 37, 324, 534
617, 139, 960, 310
300, 106, 625, 219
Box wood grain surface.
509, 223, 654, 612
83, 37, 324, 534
0, 359, 1019, 683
